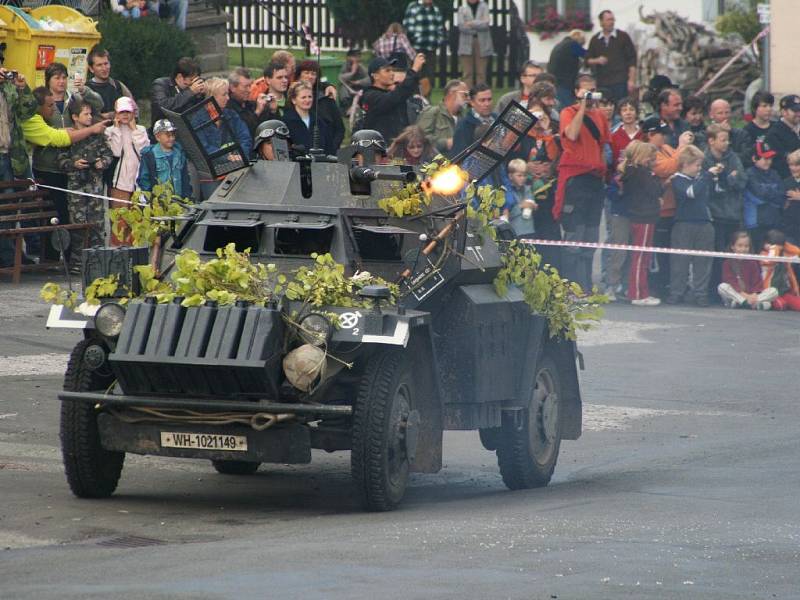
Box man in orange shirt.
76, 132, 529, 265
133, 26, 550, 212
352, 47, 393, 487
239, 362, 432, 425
556, 74, 610, 292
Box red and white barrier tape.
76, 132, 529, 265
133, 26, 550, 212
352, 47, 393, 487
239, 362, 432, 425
22, 180, 800, 264
519, 238, 800, 264
27, 180, 147, 207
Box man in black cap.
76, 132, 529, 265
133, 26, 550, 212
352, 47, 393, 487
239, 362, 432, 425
765, 94, 800, 179
359, 53, 426, 144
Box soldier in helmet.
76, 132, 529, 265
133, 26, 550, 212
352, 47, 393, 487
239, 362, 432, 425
253, 119, 291, 161
342, 129, 388, 166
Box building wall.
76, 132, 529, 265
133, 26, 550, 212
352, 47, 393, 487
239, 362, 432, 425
769, 0, 800, 96
512, 0, 713, 63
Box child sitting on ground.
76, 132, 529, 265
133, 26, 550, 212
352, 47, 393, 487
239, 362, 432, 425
761, 229, 800, 311
505, 158, 538, 239
718, 230, 778, 309
668, 145, 716, 306
57, 100, 113, 273
137, 119, 192, 199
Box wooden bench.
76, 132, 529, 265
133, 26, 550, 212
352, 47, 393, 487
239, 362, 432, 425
0, 179, 95, 284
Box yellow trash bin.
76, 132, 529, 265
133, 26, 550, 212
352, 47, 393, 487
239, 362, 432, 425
0, 5, 100, 90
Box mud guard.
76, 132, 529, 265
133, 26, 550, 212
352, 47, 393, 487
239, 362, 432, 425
405, 324, 444, 473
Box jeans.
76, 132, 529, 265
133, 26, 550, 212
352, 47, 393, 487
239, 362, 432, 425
560, 174, 604, 292
149, 0, 187, 29
669, 221, 714, 302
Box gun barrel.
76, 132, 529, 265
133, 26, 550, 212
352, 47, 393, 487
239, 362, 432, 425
350, 167, 417, 184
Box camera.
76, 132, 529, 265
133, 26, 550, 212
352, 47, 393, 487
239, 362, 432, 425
2, 70, 17, 81
584, 91, 603, 101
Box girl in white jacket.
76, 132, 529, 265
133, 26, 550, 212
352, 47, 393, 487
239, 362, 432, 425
104, 96, 149, 245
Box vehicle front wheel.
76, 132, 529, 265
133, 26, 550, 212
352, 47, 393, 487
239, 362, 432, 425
211, 460, 260, 475
497, 355, 562, 490
61, 339, 125, 498
351, 350, 419, 512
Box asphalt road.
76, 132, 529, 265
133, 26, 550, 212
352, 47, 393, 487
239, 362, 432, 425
1, 275, 798, 599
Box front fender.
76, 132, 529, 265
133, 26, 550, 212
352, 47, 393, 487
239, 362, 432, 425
46, 304, 94, 331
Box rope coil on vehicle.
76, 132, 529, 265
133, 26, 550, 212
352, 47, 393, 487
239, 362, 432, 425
107, 407, 295, 431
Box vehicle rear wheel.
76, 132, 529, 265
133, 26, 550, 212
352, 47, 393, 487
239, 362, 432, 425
351, 350, 418, 512
61, 339, 125, 498
211, 460, 260, 475
497, 355, 562, 490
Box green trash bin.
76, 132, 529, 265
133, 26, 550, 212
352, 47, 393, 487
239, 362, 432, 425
317, 55, 344, 87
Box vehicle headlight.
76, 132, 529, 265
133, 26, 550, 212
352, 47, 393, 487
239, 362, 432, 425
94, 302, 126, 338
298, 313, 332, 346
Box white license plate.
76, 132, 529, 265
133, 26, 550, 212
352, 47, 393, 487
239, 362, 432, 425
160, 432, 248, 452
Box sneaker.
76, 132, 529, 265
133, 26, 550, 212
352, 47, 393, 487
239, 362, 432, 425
756, 301, 772, 311
631, 296, 661, 306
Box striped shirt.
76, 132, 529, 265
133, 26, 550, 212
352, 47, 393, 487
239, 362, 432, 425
403, 1, 446, 53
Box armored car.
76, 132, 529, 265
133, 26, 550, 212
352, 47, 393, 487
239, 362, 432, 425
50, 101, 583, 511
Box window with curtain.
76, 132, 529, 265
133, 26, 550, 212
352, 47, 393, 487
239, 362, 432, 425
525, 0, 591, 21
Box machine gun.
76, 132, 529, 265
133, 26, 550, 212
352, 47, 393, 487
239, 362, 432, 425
349, 167, 417, 185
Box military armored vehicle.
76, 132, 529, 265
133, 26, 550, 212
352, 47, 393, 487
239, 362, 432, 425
49, 100, 583, 511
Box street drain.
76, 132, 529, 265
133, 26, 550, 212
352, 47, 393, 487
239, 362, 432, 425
97, 535, 168, 549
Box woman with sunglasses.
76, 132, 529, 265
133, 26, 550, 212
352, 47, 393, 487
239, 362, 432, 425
283, 81, 335, 156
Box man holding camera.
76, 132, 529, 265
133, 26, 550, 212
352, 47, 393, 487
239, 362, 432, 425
555, 74, 611, 292
149, 57, 206, 140
227, 67, 277, 139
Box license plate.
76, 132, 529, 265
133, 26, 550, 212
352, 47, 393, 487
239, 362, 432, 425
160, 432, 248, 452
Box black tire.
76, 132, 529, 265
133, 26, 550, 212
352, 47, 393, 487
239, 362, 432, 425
211, 460, 260, 475
61, 339, 125, 498
497, 355, 562, 490
351, 350, 415, 512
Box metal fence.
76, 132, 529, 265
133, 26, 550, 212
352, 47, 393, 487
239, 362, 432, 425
224, 0, 522, 88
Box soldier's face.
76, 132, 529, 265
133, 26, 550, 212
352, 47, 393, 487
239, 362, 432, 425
76, 106, 93, 127
258, 142, 275, 161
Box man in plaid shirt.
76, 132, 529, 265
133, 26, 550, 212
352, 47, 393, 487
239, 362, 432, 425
403, 0, 446, 98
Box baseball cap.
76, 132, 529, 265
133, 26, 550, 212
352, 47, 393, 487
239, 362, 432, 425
640, 116, 670, 134
779, 94, 800, 111
368, 56, 397, 76
114, 96, 137, 114
153, 119, 177, 135
754, 140, 776, 158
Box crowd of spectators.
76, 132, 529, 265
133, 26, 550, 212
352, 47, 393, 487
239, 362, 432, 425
1, 1, 798, 310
